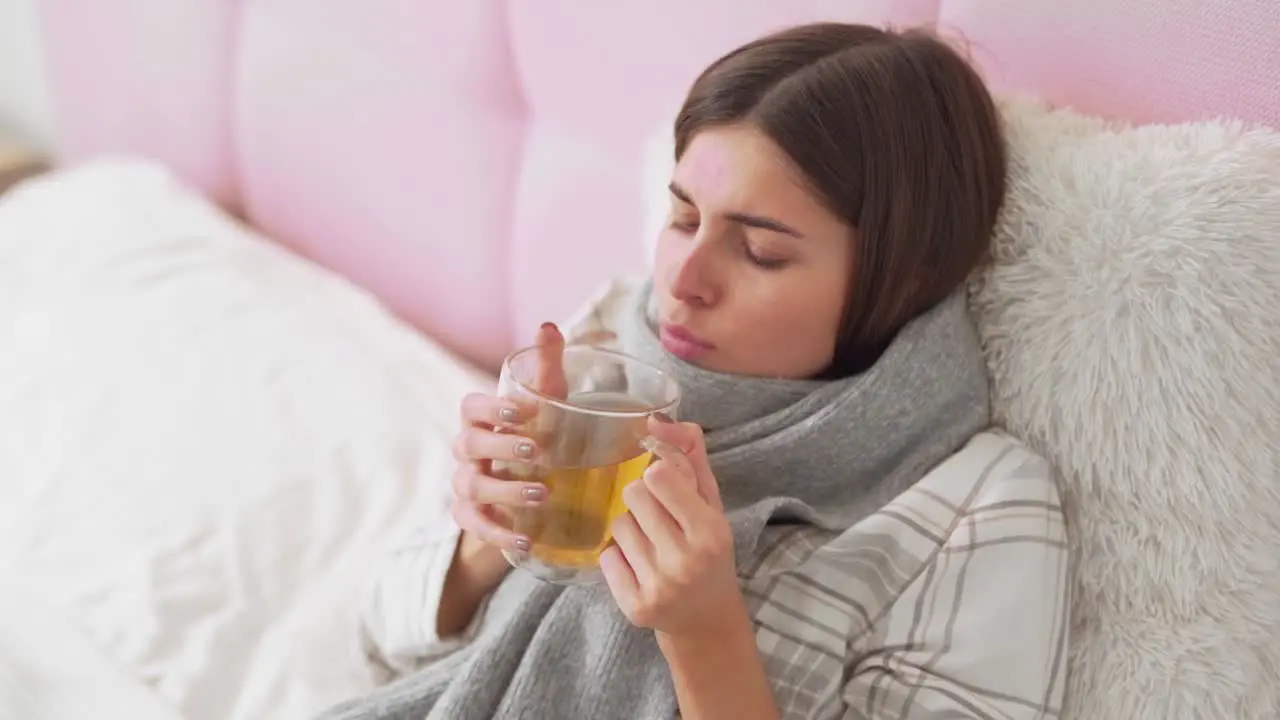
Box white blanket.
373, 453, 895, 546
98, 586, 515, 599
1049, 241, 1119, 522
0, 581, 185, 720
0, 160, 494, 719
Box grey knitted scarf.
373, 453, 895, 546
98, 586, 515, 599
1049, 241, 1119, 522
318, 282, 990, 720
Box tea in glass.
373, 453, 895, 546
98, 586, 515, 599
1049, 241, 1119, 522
494, 345, 679, 584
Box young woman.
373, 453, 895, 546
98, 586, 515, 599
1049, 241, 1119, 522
326, 22, 1068, 720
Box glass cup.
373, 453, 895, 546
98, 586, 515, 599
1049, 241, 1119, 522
495, 344, 680, 585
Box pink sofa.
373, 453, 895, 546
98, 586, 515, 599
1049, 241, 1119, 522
36, 0, 1280, 370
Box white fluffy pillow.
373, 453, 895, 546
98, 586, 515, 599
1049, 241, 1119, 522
0, 160, 493, 720
971, 100, 1280, 719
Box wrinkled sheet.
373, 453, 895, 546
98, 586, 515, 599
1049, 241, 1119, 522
0, 579, 186, 720
0, 159, 494, 719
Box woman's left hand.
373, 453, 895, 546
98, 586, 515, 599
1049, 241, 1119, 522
600, 413, 742, 638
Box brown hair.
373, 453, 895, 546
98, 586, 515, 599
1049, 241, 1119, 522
675, 22, 1006, 377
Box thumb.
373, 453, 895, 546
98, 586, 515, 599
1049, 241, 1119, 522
533, 322, 568, 399
646, 414, 722, 510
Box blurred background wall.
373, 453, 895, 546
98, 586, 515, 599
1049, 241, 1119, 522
0, 0, 56, 149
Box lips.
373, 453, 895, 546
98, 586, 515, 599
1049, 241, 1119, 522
658, 323, 715, 361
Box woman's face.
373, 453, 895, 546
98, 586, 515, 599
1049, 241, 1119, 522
652, 124, 853, 379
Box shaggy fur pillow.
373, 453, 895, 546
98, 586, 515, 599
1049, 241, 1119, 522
970, 99, 1280, 719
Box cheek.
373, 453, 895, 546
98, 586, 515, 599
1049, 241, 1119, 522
767, 285, 843, 343
744, 272, 847, 374
813, 273, 849, 346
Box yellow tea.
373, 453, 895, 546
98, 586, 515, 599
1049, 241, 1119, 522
512, 390, 653, 569
526, 449, 652, 568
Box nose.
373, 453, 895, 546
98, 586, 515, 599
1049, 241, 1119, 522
667, 231, 720, 308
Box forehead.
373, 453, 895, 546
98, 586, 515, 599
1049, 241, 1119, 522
673, 125, 817, 212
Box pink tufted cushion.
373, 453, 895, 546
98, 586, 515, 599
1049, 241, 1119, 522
36, 0, 1280, 369
938, 0, 1280, 127
39, 0, 238, 205
233, 0, 528, 365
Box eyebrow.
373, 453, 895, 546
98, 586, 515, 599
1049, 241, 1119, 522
669, 182, 805, 238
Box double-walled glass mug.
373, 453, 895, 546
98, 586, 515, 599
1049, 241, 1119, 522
494, 344, 680, 585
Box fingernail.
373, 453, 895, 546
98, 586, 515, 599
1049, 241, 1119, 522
539, 322, 555, 332
498, 407, 518, 423
653, 412, 675, 424
515, 441, 536, 459
522, 485, 546, 503
512, 537, 531, 552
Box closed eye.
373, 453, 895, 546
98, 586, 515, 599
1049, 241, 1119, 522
745, 247, 787, 270
667, 185, 699, 233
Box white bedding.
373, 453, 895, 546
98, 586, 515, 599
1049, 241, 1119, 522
0, 160, 495, 719
0, 579, 184, 720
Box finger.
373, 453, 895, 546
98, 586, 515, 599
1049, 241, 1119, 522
639, 459, 707, 532
639, 437, 697, 490
452, 426, 539, 464
451, 500, 529, 553
534, 322, 568, 399
599, 544, 639, 615
621, 477, 684, 550
451, 465, 547, 508
460, 392, 533, 428
609, 511, 657, 587
641, 434, 720, 514
646, 414, 722, 511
